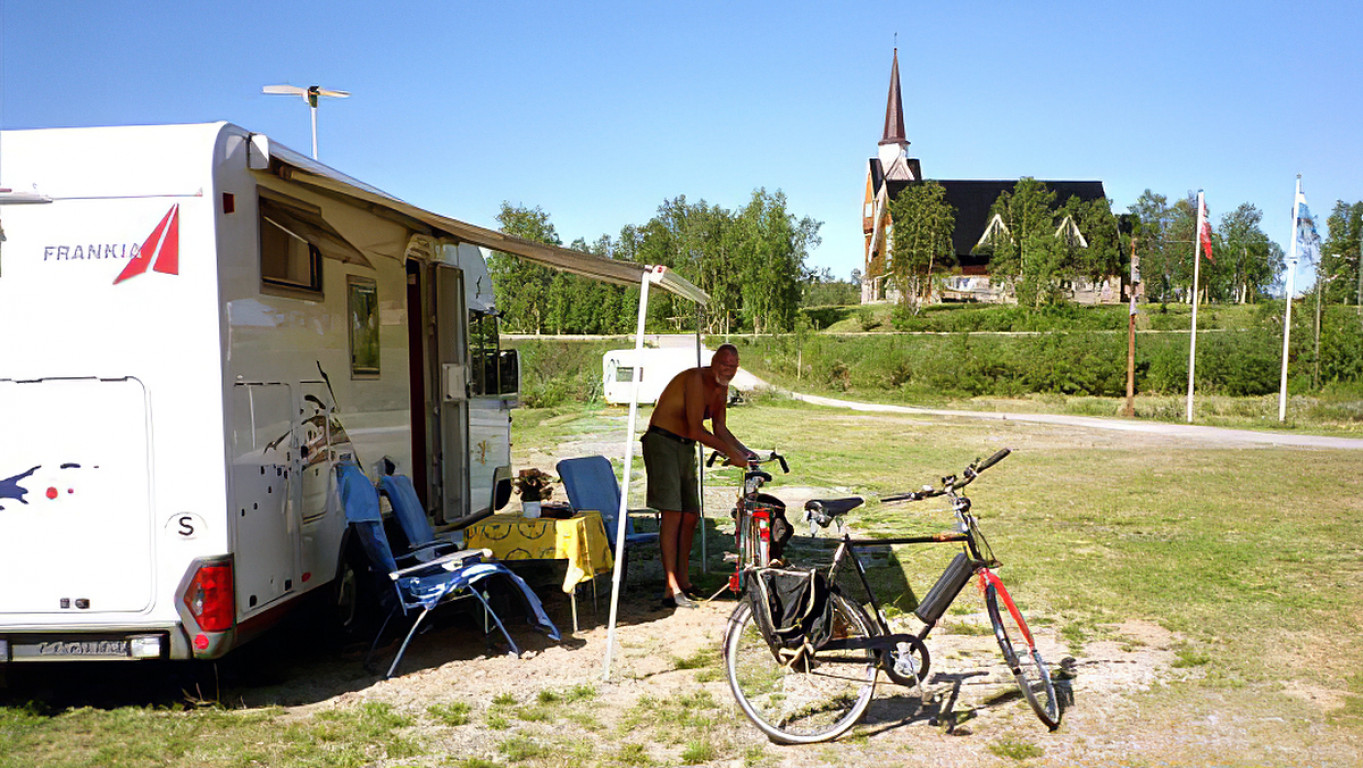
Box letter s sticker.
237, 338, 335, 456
165, 513, 206, 540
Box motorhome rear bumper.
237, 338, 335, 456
0, 627, 192, 662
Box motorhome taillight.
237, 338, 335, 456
183, 563, 234, 632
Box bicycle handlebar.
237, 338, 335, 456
707, 449, 788, 473
880, 487, 942, 503
883, 448, 1012, 502
975, 448, 1011, 473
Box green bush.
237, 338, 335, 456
1147, 330, 1299, 397
1024, 332, 1127, 395
1315, 307, 1363, 385
885, 302, 1130, 333
888, 301, 919, 331
1196, 332, 1281, 396
826, 360, 851, 391
800, 305, 851, 330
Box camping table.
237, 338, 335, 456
463, 510, 614, 633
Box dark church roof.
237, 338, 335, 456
886, 179, 1106, 269
869, 157, 921, 193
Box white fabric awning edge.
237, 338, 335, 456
254, 137, 709, 306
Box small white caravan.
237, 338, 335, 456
0, 123, 547, 663
602, 347, 712, 405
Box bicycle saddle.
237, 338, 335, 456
804, 497, 862, 534
804, 497, 863, 517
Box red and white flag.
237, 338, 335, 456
1197, 196, 1214, 263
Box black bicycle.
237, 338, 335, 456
722, 448, 1060, 743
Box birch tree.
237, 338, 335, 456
887, 181, 955, 315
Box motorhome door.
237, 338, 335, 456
433, 265, 469, 523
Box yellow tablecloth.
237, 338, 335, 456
464, 511, 613, 593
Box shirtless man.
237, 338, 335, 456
642, 343, 753, 609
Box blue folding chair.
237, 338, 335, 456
337, 463, 559, 678
378, 473, 460, 559
556, 456, 659, 591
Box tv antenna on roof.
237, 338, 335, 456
262, 84, 350, 160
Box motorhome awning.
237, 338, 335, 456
259, 193, 374, 268
250, 137, 709, 306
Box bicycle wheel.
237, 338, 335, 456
724, 593, 877, 744
984, 579, 1060, 730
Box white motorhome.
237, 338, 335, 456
0, 123, 530, 663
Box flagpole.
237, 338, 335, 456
1186, 191, 1204, 423
1278, 176, 1302, 422
1125, 232, 1139, 418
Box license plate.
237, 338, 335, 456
11, 639, 131, 660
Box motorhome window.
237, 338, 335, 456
498, 349, 519, 394
259, 194, 372, 294
347, 277, 380, 378
469, 312, 499, 396
259, 196, 323, 293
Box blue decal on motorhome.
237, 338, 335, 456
0, 465, 40, 510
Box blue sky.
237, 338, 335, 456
2, 0, 1358, 292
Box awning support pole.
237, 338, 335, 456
696, 303, 706, 573
602, 267, 654, 680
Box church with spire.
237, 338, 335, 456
861, 50, 1111, 305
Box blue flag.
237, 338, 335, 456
1295, 193, 1321, 264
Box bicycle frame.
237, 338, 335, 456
829, 530, 967, 643
976, 567, 1038, 649
730, 497, 771, 592
821, 495, 1002, 676
718, 452, 788, 593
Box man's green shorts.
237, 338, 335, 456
641, 428, 700, 513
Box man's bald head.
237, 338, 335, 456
712, 344, 739, 386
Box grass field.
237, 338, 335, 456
3, 399, 1361, 766
527, 399, 1363, 744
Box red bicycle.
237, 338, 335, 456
707, 450, 801, 594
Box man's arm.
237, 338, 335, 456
710, 394, 753, 466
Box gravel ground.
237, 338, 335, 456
193, 568, 1354, 768
10, 567, 1355, 767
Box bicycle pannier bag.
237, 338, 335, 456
914, 551, 974, 625
747, 566, 835, 659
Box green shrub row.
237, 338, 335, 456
730, 323, 1363, 399
889, 303, 1130, 333
823, 301, 1272, 334
505, 306, 1363, 406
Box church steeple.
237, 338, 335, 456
880, 48, 907, 146
876, 48, 915, 182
